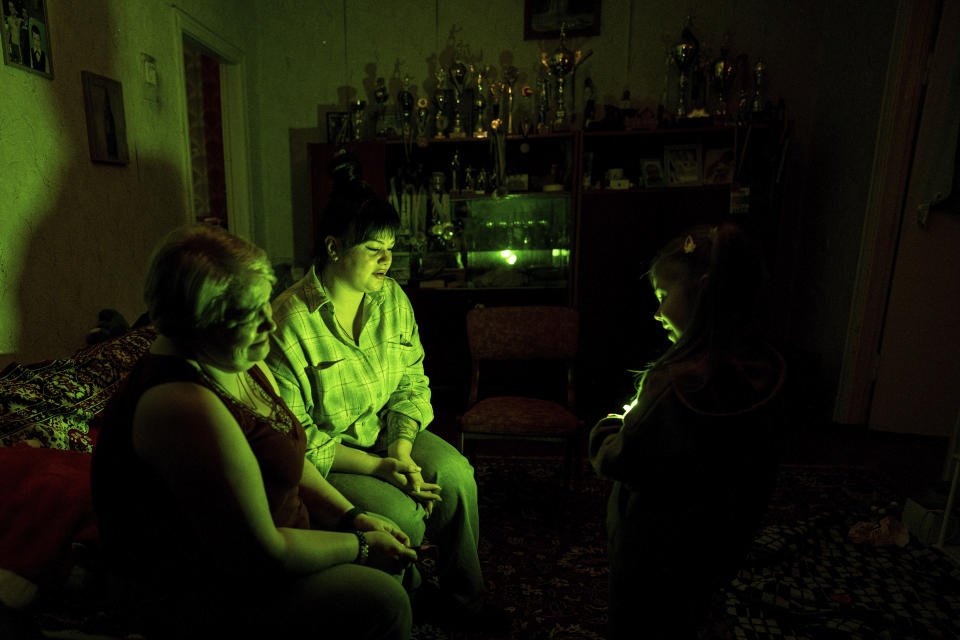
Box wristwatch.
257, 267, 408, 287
338, 506, 366, 531
353, 530, 370, 565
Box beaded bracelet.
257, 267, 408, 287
354, 530, 370, 565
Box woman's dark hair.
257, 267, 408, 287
638, 222, 769, 392
316, 151, 400, 269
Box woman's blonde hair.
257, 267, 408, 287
144, 224, 275, 340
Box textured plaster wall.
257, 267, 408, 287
0, 0, 254, 366
247, 0, 898, 416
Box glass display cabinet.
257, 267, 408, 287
457, 192, 571, 288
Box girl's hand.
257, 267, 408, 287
364, 530, 418, 574
354, 512, 410, 546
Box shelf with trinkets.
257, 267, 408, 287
377, 129, 577, 292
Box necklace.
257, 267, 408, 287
198, 363, 274, 417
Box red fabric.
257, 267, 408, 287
0, 447, 97, 585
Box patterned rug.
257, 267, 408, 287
435, 458, 960, 640
18, 459, 960, 640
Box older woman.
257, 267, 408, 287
266, 153, 506, 632
91, 224, 415, 639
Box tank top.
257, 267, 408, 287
91, 354, 309, 583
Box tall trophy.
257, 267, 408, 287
433, 66, 448, 138
449, 60, 469, 138
472, 65, 488, 138
540, 23, 591, 130
502, 65, 519, 134
711, 48, 735, 120
350, 98, 366, 141
416, 98, 430, 140
374, 77, 390, 137
670, 19, 700, 118
397, 77, 414, 137
751, 59, 766, 114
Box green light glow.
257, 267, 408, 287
499, 249, 518, 265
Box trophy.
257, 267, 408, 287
374, 77, 390, 137
670, 19, 700, 118
350, 98, 366, 141
472, 65, 488, 139
751, 59, 767, 114
536, 75, 550, 133
397, 77, 414, 137
711, 49, 735, 120
449, 60, 469, 138
540, 23, 591, 130
520, 85, 534, 137
416, 98, 430, 140
502, 65, 519, 134
433, 66, 448, 138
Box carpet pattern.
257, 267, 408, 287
17, 459, 960, 640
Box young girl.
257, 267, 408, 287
589, 223, 787, 639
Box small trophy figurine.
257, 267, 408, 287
472, 65, 488, 139
433, 66, 448, 138
670, 18, 700, 118
449, 60, 469, 138
540, 23, 591, 130
711, 48, 735, 120
350, 98, 366, 141
374, 77, 390, 137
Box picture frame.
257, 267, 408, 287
1, 0, 53, 78
524, 0, 600, 40
639, 158, 666, 188
703, 147, 735, 184
326, 111, 349, 144
81, 71, 130, 165
664, 144, 702, 186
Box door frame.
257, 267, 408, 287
172, 7, 253, 241
834, 0, 943, 424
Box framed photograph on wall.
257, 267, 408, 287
664, 144, 702, 186
524, 0, 600, 40
81, 71, 130, 165
1, 0, 53, 78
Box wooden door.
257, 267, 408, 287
868, 0, 960, 437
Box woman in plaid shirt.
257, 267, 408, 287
268, 153, 507, 633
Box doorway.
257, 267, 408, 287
173, 7, 252, 240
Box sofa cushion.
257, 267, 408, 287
0, 327, 157, 451
0, 447, 96, 606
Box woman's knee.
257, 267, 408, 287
286, 565, 412, 638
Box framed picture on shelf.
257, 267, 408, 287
703, 147, 735, 184
639, 159, 666, 188
1, 0, 53, 78
524, 0, 601, 40
664, 144, 702, 186
326, 111, 349, 144
81, 72, 130, 165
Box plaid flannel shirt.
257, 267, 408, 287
266, 267, 433, 476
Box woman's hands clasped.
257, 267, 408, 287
352, 513, 418, 573
372, 456, 442, 516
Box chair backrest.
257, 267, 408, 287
465, 305, 579, 409
465, 305, 579, 360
